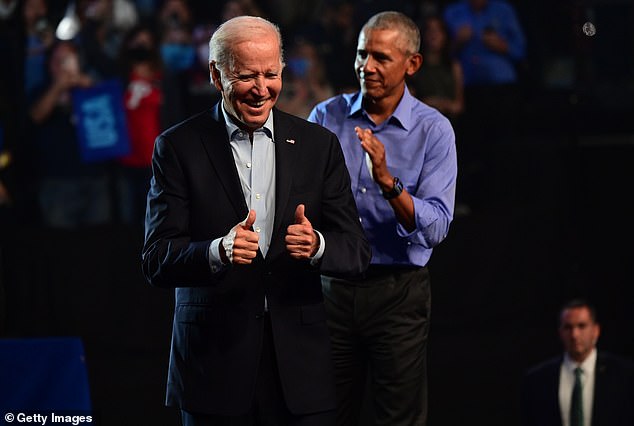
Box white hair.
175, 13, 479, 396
209, 15, 285, 74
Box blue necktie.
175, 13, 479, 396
570, 367, 584, 426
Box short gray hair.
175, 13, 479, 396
361, 11, 420, 55
209, 15, 285, 74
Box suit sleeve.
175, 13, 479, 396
317, 132, 371, 278
142, 134, 216, 288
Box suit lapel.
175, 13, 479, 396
269, 110, 299, 259
592, 352, 608, 424
199, 103, 249, 220
198, 106, 299, 259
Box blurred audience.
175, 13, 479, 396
220, 0, 265, 21
132, 0, 160, 21
28, 40, 113, 228
410, 15, 464, 119
75, 0, 137, 80
0, 0, 22, 215
277, 37, 334, 118
23, 0, 54, 98
156, 0, 193, 127
115, 23, 162, 226
444, 0, 525, 88
0, 0, 533, 228
443, 0, 527, 205
299, 0, 359, 94
158, 0, 193, 74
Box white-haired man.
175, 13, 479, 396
143, 16, 370, 426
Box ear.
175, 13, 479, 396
406, 53, 423, 76
210, 61, 223, 92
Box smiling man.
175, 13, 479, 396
522, 300, 634, 426
308, 11, 457, 426
143, 15, 370, 426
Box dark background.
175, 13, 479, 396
1, 0, 633, 425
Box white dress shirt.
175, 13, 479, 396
559, 348, 597, 426
208, 103, 324, 271
224, 107, 277, 257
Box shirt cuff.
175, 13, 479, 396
208, 237, 228, 273
309, 230, 325, 266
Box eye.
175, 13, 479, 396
357, 50, 368, 59
375, 53, 389, 63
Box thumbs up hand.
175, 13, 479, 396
221, 209, 259, 265
285, 204, 319, 259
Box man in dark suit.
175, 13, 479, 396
522, 299, 634, 426
142, 16, 371, 426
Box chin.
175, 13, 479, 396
362, 87, 382, 100
245, 113, 268, 125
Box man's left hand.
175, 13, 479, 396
285, 204, 319, 259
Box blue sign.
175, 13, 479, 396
72, 79, 131, 162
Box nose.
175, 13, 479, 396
252, 75, 266, 95
363, 54, 376, 70
360, 56, 376, 74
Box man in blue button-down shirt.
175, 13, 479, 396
308, 11, 457, 426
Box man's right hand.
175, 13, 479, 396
220, 209, 259, 264
355, 126, 393, 191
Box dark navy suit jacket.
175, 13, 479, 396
142, 104, 371, 416
521, 351, 634, 426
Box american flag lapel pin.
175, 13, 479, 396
286, 139, 295, 144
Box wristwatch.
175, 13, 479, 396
382, 177, 403, 200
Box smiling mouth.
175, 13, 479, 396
245, 99, 267, 108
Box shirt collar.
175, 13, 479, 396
563, 348, 597, 375
347, 92, 364, 118
347, 88, 416, 131
221, 99, 274, 141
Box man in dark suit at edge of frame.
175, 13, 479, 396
522, 299, 634, 426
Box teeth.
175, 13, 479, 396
249, 100, 266, 107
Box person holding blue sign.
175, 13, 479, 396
28, 40, 112, 228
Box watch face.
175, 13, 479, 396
383, 177, 403, 199
395, 178, 403, 193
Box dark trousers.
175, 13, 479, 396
321, 266, 431, 426
181, 313, 336, 426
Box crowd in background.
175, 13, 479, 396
0, 0, 527, 230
